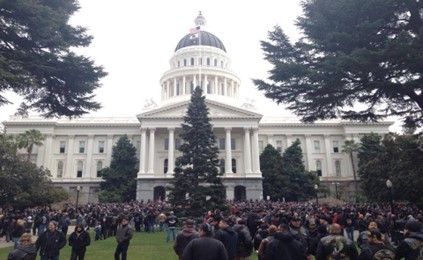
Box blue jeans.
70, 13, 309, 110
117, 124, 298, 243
166, 227, 176, 242
114, 241, 130, 260
148, 222, 155, 233
345, 226, 354, 241
12, 237, 20, 249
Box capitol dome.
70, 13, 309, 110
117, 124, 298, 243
174, 31, 226, 52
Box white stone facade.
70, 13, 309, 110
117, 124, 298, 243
2, 14, 392, 203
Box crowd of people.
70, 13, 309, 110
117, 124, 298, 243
0, 199, 422, 259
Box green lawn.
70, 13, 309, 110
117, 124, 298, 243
0, 230, 260, 260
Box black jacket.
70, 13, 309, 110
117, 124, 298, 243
266, 231, 306, 260
7, 244, 37, 260
214, 227, 238, 259
182, 236, 228, 260
395, 231, 423, 260
35, 230, 66, 257
68, 230, 91, 252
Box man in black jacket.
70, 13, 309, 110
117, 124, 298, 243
396, 220, 423, 260
214, 218, 238, 259
68, 224, 91, 260
35, 221, 66, 260
114, 216, 133, 260
265, 224, 306, 260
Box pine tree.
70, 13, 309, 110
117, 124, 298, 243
99, 135, 138, 202
168, 86, 226, 216
260, 144, 287, 201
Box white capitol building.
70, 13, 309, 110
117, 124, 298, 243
3, 13, 391, 203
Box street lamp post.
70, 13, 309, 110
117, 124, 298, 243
332, 182, 340, 199
75, 185, 81, 211
386, 179, 394, 215
314, 184, 319, 205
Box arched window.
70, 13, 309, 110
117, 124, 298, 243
57, 161, 64, 178
220, 159, 225, 174
207, 57, 210, 66
190, 58, 195, 66
214, 59, 218, 66
232, 158, 237, 173
316, 160, 322, 176
164, 159, 168, 174
183, 59, 187, 66
77, 160, 83, 178
97, 161, 103, 177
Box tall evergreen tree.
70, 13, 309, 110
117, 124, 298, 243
0, 0, 106, 117
99, 135, 138, 202
280, 139, 318, 201
254, 0, 423, 130
358, 133, 385, 169
260, 144, 288, 201
168, 86, 226, 216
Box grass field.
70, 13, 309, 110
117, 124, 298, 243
0, 229, 260, 260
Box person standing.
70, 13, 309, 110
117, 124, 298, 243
395, 220, 423, 260
68, 224, 91, 260
265, 224, 306, 260
316, 223, 358, 260
173, 219, 199, 260
182, 223, 228, 260
7, 232, 37, 260
11, 219, 26, 249
358, 229, 395, 260
214, 218, 238, 260
114, 216, 133, 260
35, 221, 66, 260
166, 211, 178, 243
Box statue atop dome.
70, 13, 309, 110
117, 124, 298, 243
195, 11, 206, 27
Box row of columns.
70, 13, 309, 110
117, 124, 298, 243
138, 127, 261, 176
161, 74, 239, 99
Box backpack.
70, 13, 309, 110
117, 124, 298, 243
372, 248, 396, 260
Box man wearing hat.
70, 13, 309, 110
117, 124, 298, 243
396, 220, 423, 260
174, 219, 199, 260
182, 223, 228, 260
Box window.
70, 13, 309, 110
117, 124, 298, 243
59, 141, 66, 154
199, 57, 202, 65
221, 61, 224, 67
79, 141, 85, 153
333, 141, 339, 153
232, 159, 237, 173
207, 83, 211, 94
175, 138, 182, 150
164, 138, 169, 150
96, 161, 103, 177
207, 57, 210, 66
276, 140, 283, 153
57, 161, 64, 178
214, 59, 217, 66
164, 159, 168, 174
335, 160, 341, 176
258, 140, 264, 153
316, 160, 322, 177
220, 84, 225, 95
220, 159, 225, 174
190, 58, 194, 66
183, 59, 187, 66
77, 161, 83, 178
178, 61, 181, 67
314, 140, 320, 152
219, 138, 225, 150
98, 141, 105, 153
231, 138, 236, 150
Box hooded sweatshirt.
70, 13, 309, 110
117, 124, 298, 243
174, 227, 199, 256
7, 244, 37, 260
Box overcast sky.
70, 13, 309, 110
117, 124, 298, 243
0, 1, 401, 132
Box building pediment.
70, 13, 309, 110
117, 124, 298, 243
137, 99, 262, 120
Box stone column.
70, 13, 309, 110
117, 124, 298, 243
243, 128, 252, 174
324, 134, 333, 177
147, 128, 155, 174
173, 78, 177, 96
204, 75, 208, 94
166, 81, 170, 97
305, 134, 314, 171
225, 128, 232, 174
105, 134, 113, 167
214, 76, 218, 94
168, 128, 175, 174
42, 134, 53, 169
182, 76, 186, 95
138, 128, 147, 175
85, 135, 94, 177
226, 186, 234, 200
224, 78, 228, 96
65, 135, 75, 178
251, 127, 261, 173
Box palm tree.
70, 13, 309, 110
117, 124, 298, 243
16, 129, 44, 161
342, 140, 360, 202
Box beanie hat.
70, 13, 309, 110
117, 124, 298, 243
405, 220, 422, 232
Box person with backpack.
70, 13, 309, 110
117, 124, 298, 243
214, 218, 238, 260
173, 219, 199, 260
358, 229, 395, 260
316, 223, 358, 260
396, 220, 423, 260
